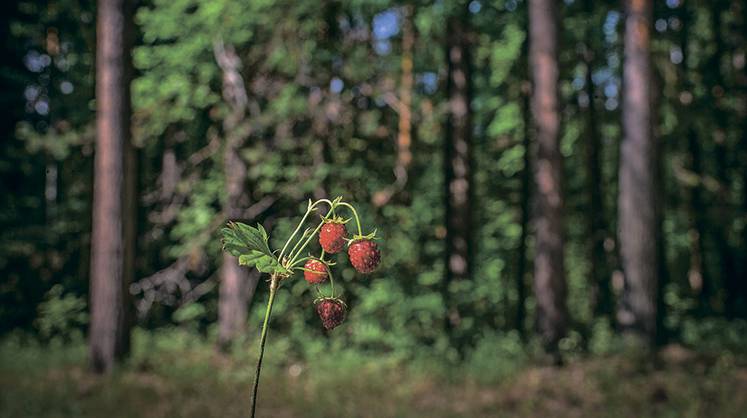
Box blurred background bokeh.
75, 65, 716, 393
1, 0, 747, 417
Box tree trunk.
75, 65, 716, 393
395, 6, 414, 190
444, 14, 473, 286
515, 79, 531, 338
89, 0, 134, 373
706, 1, 737, 317
617, 0, 657, 344
528, 0, 568, 355
214, 40, 259, 349
372, 5, 414, 207
678, 7, 708, 311
737, 2, 747, 319
652, 69, 668, 346
581, 3, 611, 319
218, 142, 255, 348
685, 128, 707, 304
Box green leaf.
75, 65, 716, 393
222, 222, 286, 275
239, 252, 288, 274
222, 222, 272, 256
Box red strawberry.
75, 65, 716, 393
303, 259, 328, 284
348, 239, 380, 274
319, 222, 348, 254
315, 298, 347, 330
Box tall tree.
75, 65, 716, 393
681, 8, 707, 307
89, 0, 134, 373
581, 0, 612, 319
705, 0, 737, 316
617, 0, 657, 343
373, 5, 414, 207
444, 11, 473, 285
214, 40, 259, 349
443, 6, 473, 342
515, 78, 531, 337
737, 0, 747, 318
528, 0, 568, 355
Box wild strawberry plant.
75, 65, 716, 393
221, 196, 380, 418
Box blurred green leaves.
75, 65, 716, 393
35, 285, 88, 342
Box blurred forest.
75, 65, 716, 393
2, 0, 747, 416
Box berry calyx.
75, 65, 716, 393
319, 219, 348, 254
315, 298, 347, 330
347, 239, 380, 274
303, 259, 328, 284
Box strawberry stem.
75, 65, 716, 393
324, 260, 337, 298
278, 198, 334, 263
337, 202, 363, 236
287, 206, 337, 267
250, 274, 279, 418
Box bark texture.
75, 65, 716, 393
515, 80, 531, 337
617, 0, 657, 343
582, 0, 611, 319
444, 14, 473, 286
214, 40, 259, 348
529, 0, 568, 352
89, 0, 134, 373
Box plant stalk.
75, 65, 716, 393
250, 274, 279, 418
338, 202, 363, 235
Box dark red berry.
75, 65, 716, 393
303, 259, 328, 284
315, 298, 346, 330
347, 239, 380, 274
319, 222, 348, 254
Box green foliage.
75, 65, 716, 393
3, 332, 747, 417
172, 303, 207, 324
3, 0, 747, 388
34, 285, 87, 343
465, 331, 527, 384
681, 318, 747, 354
221, 222, 287, 274
588, 318, 621, 356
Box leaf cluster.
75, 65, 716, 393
221, 222, 288, 275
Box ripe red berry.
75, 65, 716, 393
303, 259, 328, 284
315, 298, 347, 330
347, 239, 380, 274
319, 222, 348, 254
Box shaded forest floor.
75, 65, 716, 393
1, 334, 746, 418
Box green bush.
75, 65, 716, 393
34, 285, 88, 343
465, 330, 526, 384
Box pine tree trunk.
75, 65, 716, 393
218, 141, 254, 348
617, 0, 657, 343
677, 8, 707, 311
737, 2, 747, 318
444, 15, 473, 285
529, 0, 568, 354
214, 40, 259, 349
652, 71, 668, 346
443, 11, 473, 340
582, 14, 611, 319
706, 1, 737, 316
89, 0, 134, 373
515, 79, 531, 337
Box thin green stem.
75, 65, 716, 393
326, 263, 337, 298
278, 204, 314, 262
279, 199, 335, 266
290, 256, 314, 269
250, 275, 279, 418
287, 205, 337, 267
287, 220, 325, 266
338, 202, 363, 236
286, 228, 312, 263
